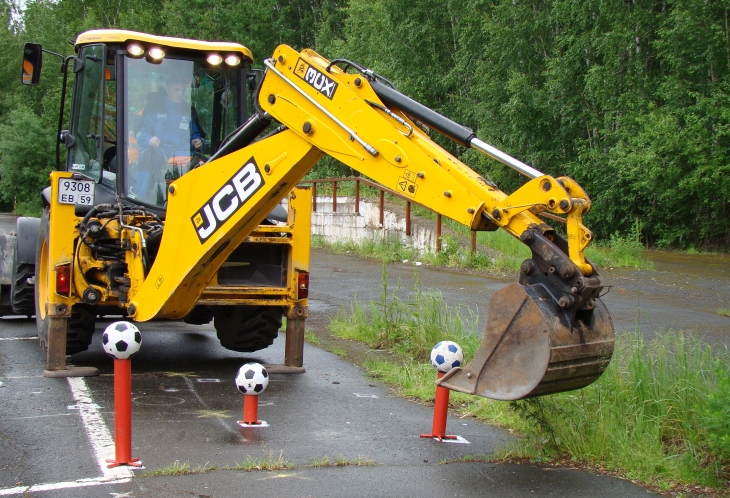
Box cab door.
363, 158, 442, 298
66, 44, 107, 183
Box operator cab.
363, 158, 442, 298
25, 30, 255, 216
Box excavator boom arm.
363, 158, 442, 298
128, 45, 614, 400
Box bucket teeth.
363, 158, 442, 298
439, 283, 614, 401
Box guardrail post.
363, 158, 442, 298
471, 231, 477, 253
332, 181, 337, 213
312, 183, 317, 212
355, 179, 360, 214
379, 190, 385, 226
405, 201, 411, 236
436, 214, 442, 252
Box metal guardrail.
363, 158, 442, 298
300, 177, 477, 253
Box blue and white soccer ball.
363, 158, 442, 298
102, 321, 142, 360
430, 341, 463, 372
235, 363, 269, 395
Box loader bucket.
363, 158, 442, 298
438, 283, 614, 400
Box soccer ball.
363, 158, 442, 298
102, 321, 142, 360
430, 341, 463, 372
235, 363, 269, 395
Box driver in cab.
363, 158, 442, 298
137, 73, 202, 160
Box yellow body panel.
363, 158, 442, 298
75, 30, 253, 63
128, 131, 321, 321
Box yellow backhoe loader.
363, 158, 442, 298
5, 30, 613, 399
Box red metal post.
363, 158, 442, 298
332, 181, 337, 213
240, 395, 261, 425
379, 190, 385, 226
420, 371, 457, 441
312, 183, 317, 212
405, 201, 411, 236
436, 214, 442, 252
106, 358, 141, 468
355, 180, 360, 214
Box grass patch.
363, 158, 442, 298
440, 454, 491, 464
329, 346, 347, 357
506, 332, 730, 490
142, 460, 216, 477
308, 455, 379, 468
314, 201, 651, 272
718, 308, 730, 318
329, 264, 730, 491
226, 451, 293, 472
304, 330, 320, 345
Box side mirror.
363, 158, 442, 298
247, 68, 264, 93
21, 43, 43, 86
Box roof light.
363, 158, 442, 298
147, 47, 165, 61
207, 54, 223, 66
127, 43, 144, 58
224, 54, 241, 66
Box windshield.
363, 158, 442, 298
124, 56, 242, 208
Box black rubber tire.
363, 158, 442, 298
11, 261, 35, 316
35, 208, 96, 354
214, 305, 283, 353
11, 217, 40, 317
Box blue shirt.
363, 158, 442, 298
137, 94, 201, 158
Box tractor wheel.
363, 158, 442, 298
11, 260, 35, 316
10, 217, 40, 317
35, 208, 96, 354
213, 305, 283, 353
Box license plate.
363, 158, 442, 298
57, 178, 94, 206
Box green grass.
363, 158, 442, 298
313, 193, 652, 272
304, 330, 320, 345
307, 455, 380, 468
142, 461, 216, 477
226, 451, 293, 471
329, 264, 730, 491
718, 308, 730, 318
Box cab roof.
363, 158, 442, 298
75, 29, 254, 63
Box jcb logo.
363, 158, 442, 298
191, 158, 264, 243
294, 59, 338, 100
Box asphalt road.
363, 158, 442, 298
0, 213, 665, 497
0, 317, 653, 497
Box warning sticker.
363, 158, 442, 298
397, 170, 418, 198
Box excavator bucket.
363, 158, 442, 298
438, 283, 614, 400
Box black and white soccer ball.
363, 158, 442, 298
235, 363, 269, 395
430, 340, 463, 373
102, 321, 142, 360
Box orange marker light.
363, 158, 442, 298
297, 272, 309, 300
56, 264, 71, 296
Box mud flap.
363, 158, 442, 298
438, 283, 614, 400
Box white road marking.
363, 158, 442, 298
0, 336, 38, 341
67, 377, 135, 479
0, 476, 131, 496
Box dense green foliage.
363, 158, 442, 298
1, 0, 729, 248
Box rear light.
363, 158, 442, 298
297, 272, 309, 300
56, 264, 71, 296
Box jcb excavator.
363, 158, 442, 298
6, 30, 613, 399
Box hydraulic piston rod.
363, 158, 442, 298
369, 79, 542, 179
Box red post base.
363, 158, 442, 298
420, 371, 458, 442
238, 394, 263, 426
106, 358, 142, 468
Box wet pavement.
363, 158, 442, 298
0, 318, 654, 497
3, 210, 727, 496
309, 248, 730, 348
